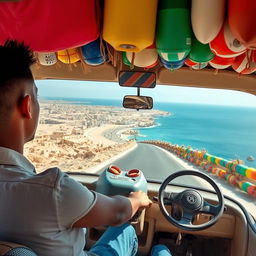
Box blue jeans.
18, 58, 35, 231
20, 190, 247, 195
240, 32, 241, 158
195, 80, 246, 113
89, 224, 172, 256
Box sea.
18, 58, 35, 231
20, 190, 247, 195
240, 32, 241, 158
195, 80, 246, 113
42, 97, 256, 168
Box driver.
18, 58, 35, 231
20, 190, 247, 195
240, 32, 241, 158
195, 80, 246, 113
0, 40, 172, 256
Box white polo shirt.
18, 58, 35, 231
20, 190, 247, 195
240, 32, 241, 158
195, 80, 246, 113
0, 147, 97, 256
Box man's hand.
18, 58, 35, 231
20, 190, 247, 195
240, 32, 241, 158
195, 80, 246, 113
128, 191, 152, 209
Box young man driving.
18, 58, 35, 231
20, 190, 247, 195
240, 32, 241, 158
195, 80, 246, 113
0, 40, 172, 256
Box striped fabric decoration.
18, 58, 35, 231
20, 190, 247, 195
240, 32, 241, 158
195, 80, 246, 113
119, 71, 156, 88
159, 51, 189, 62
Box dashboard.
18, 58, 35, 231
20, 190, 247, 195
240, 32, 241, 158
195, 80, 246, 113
69, 171, 248, 256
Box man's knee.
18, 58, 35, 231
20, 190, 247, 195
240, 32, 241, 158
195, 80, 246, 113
151, 244, 172, 256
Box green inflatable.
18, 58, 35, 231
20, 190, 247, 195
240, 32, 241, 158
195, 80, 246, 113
156, 0, 192, 62
189, 36, 214, 63
122, 52, 131, 66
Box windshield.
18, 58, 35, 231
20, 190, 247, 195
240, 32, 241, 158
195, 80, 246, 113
24, 79, 256, 216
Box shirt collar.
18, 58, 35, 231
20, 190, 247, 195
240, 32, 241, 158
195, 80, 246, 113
0, 146, 35, 174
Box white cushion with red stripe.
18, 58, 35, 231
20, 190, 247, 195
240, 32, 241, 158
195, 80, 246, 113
209, 55, 235, 69
210, 21, 246, 58
232, 50, 256, 74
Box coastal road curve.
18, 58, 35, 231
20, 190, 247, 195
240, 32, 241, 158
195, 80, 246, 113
97, 143, 210, 189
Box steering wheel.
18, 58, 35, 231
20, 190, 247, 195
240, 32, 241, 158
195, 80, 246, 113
158, 170, 224, 231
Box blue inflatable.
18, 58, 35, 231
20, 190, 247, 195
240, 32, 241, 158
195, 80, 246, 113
81, 37, 106, 66
160, 57, 186, 70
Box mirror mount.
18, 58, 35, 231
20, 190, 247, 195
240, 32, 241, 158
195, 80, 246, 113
119, 71, 155, 111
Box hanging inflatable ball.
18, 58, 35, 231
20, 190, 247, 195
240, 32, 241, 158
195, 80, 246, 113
124, 48, 159, 68
192, 0, 225, 44
57, 48, 80, 64
37, 52, 57, 66
160, 57, 186, 71
229, 0, 256, 49
81, 38, 106, 66
210, 21, 246, 58
185, 58, 207, 70
189, 36, 214, 63
209, 55, 235, 69
0, 0, 100, 52
156, 0, 192, 62
232, 50, 256, 75
103, 0, 158, 52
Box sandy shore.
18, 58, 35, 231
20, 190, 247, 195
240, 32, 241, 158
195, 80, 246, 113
24, 100, 168, 173
25, 124, 135, 173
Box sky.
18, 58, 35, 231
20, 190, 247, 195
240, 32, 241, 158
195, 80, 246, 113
36, 80, 256, 107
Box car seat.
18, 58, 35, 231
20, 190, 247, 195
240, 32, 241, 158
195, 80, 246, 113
0, 241, 37, 256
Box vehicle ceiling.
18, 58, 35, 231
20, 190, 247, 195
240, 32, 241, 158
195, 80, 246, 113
32, 62, 256, 96
1, 0, 256, 95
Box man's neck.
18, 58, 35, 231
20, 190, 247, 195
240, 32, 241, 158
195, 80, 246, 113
0, 125, 24, 154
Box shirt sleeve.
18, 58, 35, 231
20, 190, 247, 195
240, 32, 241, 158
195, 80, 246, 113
56, 172, 97, 229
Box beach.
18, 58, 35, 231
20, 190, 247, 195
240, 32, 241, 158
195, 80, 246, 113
24, 100, 168, 173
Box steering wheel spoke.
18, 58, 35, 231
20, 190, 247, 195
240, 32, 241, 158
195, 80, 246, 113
180, 211, 194, 225
162, 191, 179, 205
201, 201, 219, 216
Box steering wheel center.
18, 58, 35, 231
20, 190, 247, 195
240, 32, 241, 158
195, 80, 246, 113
180, 190, 203, 212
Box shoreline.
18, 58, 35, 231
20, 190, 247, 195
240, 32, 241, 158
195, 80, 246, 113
24, 99, 169, 173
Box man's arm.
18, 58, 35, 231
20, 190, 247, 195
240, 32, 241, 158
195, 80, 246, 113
72, 191, 152, 228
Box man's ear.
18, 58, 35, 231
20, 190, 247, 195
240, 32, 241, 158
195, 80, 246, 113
18, 95, 32, 119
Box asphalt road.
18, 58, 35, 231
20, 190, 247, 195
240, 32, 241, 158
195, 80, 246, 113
97, 143, 207, 188
94, 143, 255, 213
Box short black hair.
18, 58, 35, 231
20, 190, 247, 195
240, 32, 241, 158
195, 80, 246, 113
0, 40, 36, 121
0, 40, 35, 83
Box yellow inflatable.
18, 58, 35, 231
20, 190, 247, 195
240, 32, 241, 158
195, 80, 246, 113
103, 0, 158, 52
57, 48, 80, 64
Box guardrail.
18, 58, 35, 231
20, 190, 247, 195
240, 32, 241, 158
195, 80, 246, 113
142, 140, 256, 198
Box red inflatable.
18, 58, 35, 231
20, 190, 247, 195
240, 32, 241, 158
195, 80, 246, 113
185, 58, 207, 70
185, 59, 197, 67
232, 50, 256, 74
210, 21, 246, 58
0, 0, 99, 52
229, 0, 256, 49
209, 55, 235, 69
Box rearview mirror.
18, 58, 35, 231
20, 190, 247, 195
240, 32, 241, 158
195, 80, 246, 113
119, 71, 156, 88
123, 95, 153, 110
